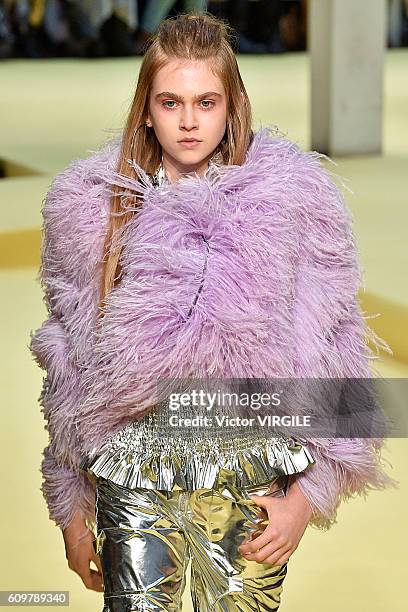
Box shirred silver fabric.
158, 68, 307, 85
81, 401, 315, 491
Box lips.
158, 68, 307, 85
180, 139, 200, 143
179, 139, 202, 149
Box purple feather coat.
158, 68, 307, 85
29, 126, 398, 533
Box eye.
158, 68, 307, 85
201, 100, 215, 110
163, 100, 177, 109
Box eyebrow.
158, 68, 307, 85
155, 91, 222, 101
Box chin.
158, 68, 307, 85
177, 152, 207, 164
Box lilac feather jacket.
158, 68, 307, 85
29, 126, 398, 533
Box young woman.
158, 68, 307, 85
30, 11, 398, 612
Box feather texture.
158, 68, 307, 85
29, 126, 398, 532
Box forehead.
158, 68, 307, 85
151, 59, 224, 95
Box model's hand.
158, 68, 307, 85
238, 477, 313, 566
63, 510, 104, 592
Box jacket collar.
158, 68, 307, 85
96, 125, 288, 197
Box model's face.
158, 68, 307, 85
146, 58, 227, 182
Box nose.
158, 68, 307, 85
179, 105, 198, 131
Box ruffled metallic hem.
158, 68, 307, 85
80, 423, 316, 491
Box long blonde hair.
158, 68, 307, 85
98, 11, 253, 316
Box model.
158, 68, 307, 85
29, 11, 398, 612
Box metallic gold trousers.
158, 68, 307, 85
94, 474, 291, 611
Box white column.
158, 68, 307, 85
309, 0, 388, 155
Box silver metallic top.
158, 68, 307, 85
80, 398, 316, 490
80, 153, 316, 490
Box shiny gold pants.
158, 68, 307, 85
94, 475, 290, 611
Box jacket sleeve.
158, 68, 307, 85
288, 146, 399, 531
29, 163, 98, 533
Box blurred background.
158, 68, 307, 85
1, 0, 408, 58
1, 1, 407, 611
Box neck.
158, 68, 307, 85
161, 154, 212, 184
